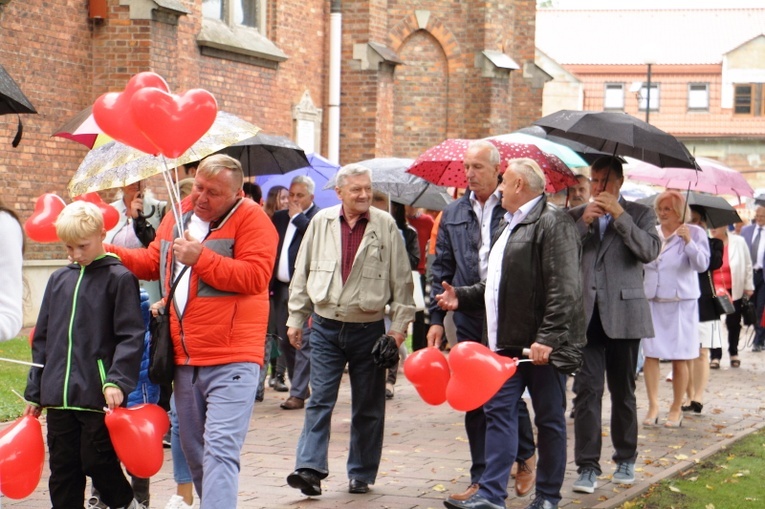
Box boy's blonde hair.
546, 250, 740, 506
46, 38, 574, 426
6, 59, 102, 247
55, 201, 104, 243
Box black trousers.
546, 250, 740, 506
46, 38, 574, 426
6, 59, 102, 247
574, 307, 640, 474
47, 409, 133, 509
711, 297, 743, 360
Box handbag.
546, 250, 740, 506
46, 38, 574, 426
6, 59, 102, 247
742, 296, 757, 326
148, 266, 189, 385
708, 271, 735, 315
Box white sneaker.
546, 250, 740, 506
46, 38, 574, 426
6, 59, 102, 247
165, 494, 197, 509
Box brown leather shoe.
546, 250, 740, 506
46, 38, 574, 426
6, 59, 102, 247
449, 482, 479, 501
280, 396, 305, 410
515, 454, 536, 497
510, 461, 518, 478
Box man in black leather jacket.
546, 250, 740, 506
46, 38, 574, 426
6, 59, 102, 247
437, 159, 585, 509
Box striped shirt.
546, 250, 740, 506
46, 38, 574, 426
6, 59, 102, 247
339, 208, 370, 284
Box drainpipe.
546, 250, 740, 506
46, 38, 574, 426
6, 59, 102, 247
327, 0, 342, 163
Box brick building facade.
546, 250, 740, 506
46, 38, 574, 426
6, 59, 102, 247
1, 0, 539, 324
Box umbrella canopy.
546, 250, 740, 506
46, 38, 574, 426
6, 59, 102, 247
68, 111, 261, 196
327, 157, 454, 211
533, 110, 698, 169
488, 131, 588, 168
0, 64, 37, 147
407, 139, 578, 193
52, 105, 111, 149
515, 125, 616, 165
218, 133, 310, 177
636, 191, 741, 229
256, 153, 341, 209
0, 64, 37, 115
626, 157, 754, 199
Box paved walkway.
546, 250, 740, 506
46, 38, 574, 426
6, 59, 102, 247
3, 341, 765, 509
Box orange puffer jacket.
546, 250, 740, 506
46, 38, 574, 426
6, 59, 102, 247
109, 197, 277, 366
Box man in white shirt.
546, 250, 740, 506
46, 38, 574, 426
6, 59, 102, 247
271, 176, 321, 408
740, 205, 765, 352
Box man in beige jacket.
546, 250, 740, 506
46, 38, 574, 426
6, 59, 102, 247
285, 163, 415, 497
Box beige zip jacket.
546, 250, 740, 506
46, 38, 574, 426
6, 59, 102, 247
287, 205, 415, 335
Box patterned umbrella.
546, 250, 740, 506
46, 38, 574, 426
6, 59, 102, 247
407, 139, 578, 193
487, 131, 588, 168
626, 157, 753, 199
68, 111, 261, 196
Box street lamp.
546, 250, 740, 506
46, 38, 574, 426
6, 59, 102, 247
645, 62, 653, 124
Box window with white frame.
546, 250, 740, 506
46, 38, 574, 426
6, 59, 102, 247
604, 83, 625, 110
687, 83, 709, 111
638, 83, 660, 112
198, 0, 287, 66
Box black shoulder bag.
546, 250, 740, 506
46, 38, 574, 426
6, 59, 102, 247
148, 266, 189, 385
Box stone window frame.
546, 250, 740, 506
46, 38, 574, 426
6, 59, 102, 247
197, 0, 287, 68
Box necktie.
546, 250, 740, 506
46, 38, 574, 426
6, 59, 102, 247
752, 227, 762, 266
599, 214, 611, 240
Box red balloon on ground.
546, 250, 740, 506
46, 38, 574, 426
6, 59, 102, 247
446, 341, 518, 412
105, 403, 170, 478
0, 415, 45, 499
24, 193, 66, 243
404, 347, 450, 405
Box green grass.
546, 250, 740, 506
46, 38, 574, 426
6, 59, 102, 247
0, 335, 33, 422
623, 427, 765, 509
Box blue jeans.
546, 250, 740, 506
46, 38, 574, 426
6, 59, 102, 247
174, 363, 259, 509
477, 361, 567, 506
169, 394, 193, 485
295, 314, 386, 484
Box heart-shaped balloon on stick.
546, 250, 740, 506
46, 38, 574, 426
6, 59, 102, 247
93, 72, 170, 155
445, 342, 519, 412
0, 415, 45, 499
75, 192, 120, 231
130, 88, 218, 159
24, 193, 66, 243
403, 347, 450, 405
105, 403, 170, 478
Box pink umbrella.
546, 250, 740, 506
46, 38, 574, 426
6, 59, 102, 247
626, 157, 753, 199
407, 138, 578, 193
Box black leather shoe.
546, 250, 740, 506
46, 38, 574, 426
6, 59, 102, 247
443, 494, 505, 509
348, 479, 369, 494
287, 469, 322, 496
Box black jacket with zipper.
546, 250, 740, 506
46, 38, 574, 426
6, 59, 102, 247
25, 254, 144, 411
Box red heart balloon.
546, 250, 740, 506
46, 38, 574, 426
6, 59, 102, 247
24, 193, 66, 243
92, 72, 170, 155
75, 192, 120, 231
0, 415, 45, 499
403, 347, 450, 405
105, 403, 170, 478
130, 88, 218, 159
445, 342, 518, 412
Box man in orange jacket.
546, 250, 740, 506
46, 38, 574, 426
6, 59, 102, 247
107, 154, 278, 509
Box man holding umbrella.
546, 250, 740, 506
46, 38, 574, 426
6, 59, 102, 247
568, 156, 660, 493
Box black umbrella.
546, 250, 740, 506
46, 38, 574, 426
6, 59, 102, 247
516, 125, 614, 165
522, 344, 583, 375
533, 110, 698, 169
0, 64, 38, 147
636, 191, 741, 229
218, 133, 310, 177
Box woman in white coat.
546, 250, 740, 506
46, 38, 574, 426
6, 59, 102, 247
709, 225, 754, 368
642, 191, 710, 428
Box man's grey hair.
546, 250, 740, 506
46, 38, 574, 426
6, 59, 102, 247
335, 163, 372, 188
291, 175, 315, 195
469, 139, 501, 166
508, 158, 547, 194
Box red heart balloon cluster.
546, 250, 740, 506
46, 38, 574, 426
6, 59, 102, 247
105, 403, 170, 478
75, 192, 120, 231
0, 415, 45, 499
404, 342, 519, 412
23, 193, 66, 243
93, 72, 218, 159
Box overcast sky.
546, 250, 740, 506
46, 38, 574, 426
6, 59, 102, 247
542, 0, 764, 9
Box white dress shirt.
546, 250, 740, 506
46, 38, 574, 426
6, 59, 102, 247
470, 189, 502, 280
